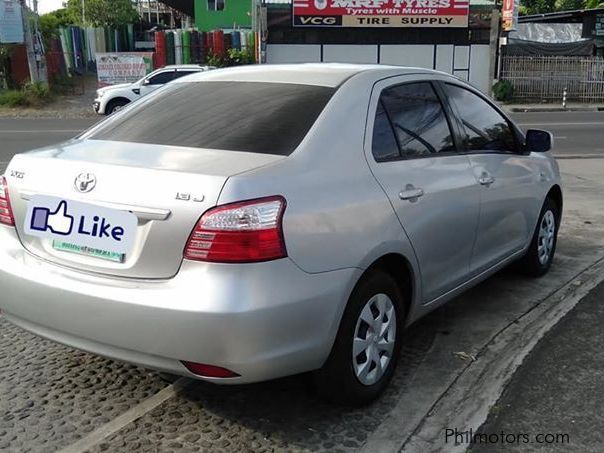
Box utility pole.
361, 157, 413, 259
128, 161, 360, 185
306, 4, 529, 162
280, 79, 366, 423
488, 8, 500, 98
20, 0, 38, 82
81, 0, 85, 24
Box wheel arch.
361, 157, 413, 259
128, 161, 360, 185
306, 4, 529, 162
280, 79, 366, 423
546, 184, 563, 220
362, 253, 416, 325
105, 97, 131, 113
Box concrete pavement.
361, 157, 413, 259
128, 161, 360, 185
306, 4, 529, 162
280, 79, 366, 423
472, 279, 604, 453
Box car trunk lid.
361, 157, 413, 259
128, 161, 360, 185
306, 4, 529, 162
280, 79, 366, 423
6, 139, 285, 279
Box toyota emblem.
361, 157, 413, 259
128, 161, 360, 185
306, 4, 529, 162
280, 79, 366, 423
74, 173, 97, 193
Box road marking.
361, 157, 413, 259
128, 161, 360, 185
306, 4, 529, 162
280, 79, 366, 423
58, 377, 192, 453
0, 130, 81, 133
556, 154, 604, 160
555, 136, 567, 139
517, 122, 604, 126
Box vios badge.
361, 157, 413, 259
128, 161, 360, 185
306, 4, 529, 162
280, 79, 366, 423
75, 173, 97, 193
24, 195, 138, 254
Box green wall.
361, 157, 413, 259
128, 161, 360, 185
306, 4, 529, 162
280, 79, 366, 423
195, 0, 252, 31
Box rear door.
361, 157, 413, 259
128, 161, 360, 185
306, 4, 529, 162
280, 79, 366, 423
365, 75, 481, 303
441, 83, 540, 274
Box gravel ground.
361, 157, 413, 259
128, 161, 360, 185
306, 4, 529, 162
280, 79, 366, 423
88, 320, 436, 453
0, 319, 167, 452
0, 312, 437, 453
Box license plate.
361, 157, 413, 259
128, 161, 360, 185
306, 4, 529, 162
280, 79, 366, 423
52, 240, 126, 263
24, 195, 138, 256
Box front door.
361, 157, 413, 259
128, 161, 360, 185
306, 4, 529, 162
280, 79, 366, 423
442, 82, 541, 274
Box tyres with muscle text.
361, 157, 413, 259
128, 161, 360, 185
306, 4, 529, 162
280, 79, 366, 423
312, 269, 405, 406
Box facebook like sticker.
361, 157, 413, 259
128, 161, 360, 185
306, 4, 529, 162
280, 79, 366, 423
24, 195, 138, 255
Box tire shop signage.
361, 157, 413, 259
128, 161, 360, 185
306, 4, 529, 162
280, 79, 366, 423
95, 53, 154, 87
501, 0, 520, 31
293, 0, 469, 28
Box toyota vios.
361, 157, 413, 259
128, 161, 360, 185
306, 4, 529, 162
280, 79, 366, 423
0, 65, 562, 405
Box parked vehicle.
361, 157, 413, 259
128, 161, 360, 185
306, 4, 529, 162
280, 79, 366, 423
0, 64, 562, 405
93, 64, 212, 115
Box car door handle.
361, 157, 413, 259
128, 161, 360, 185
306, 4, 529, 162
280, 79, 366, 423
478, 173, 495, 186
399, 186, 425, 201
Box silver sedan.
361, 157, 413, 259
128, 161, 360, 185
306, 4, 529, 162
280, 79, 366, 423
0, 64, 561, 405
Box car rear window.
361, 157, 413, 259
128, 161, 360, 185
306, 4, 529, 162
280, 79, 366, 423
87, 81, 336, 156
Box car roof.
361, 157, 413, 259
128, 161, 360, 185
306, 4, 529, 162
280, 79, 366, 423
178, 63, 452, 88
162, 64, 207, 70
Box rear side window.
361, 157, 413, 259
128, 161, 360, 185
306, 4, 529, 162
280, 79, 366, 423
379, 82, 455, 158
372, 101, 400, 161
87, 82, 335, 156
147, 71, 176, 85
444, 84, 516, 152
174, 70, 200, 80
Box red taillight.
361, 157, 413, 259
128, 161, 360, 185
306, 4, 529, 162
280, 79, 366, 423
181, 361, 240, 378
0, 176, 15, 227
184, 196, 287, 263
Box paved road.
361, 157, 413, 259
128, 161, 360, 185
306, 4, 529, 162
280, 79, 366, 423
0, 118, 98, 169
0, 112, 603, 173
512, 111, 604, 157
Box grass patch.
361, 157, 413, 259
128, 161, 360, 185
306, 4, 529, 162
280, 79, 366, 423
0, 81, 52, 108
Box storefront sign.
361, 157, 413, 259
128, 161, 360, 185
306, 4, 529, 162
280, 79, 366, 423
501, 0, 520, 32
293, 0, 469, 28
595, 15, 604, 37
0, 0, 24, 44
95, 53, 154, 87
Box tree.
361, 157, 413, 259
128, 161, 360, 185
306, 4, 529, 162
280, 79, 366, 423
554, 0, 585, 10
64, 0, 138, 27
519, 0, 557, 15
520, 0, 603, 15
586, 0, 604, 7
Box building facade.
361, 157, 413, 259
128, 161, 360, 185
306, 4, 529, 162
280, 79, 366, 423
195, 0, 253, 31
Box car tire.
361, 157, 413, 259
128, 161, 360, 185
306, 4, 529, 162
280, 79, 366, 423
515, 197, 560, 277
106, 99, 129, 115
312, 269, 405, 406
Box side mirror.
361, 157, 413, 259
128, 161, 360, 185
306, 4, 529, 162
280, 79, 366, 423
142, 79, 151, 86
525, 129, 553, 153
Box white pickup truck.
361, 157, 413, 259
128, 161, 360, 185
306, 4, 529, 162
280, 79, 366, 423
93, 64, 212, 115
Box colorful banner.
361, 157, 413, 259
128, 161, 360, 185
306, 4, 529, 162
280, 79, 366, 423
293, 0, 469, 28
501, 0, 520, 32
95, 52, 153, 87
0, 0, 24, 44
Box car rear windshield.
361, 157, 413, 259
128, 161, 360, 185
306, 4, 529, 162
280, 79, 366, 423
87, 81, 336, 156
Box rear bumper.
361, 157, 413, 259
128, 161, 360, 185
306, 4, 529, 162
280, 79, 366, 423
0, 226, 359, 384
